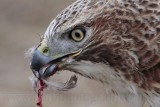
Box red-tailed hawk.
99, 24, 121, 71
30, 0, 160, 107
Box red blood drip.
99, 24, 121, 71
37, 80, 44, 107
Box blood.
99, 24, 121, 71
37, 80, 45, 107
35, 64, 59, 107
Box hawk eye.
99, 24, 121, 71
69, 28, 86, 42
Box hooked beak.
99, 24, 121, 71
30, 50, 58, 79
30, 49, 82, 79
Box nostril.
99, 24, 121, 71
42, 47, 49, 54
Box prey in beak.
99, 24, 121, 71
30, 49, 59, 79
29, 39, 81, 91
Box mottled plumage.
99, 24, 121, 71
30, 0, 160, 107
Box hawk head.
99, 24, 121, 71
30, 0, 122, 82
30, 0, 159, 91
30, 0, 160, 106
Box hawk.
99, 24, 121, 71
30, 0, 160, 107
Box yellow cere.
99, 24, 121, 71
37, 39, 49, 56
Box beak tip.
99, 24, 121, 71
30, 50, 53, 77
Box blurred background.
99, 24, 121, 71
0, 0, 129, 107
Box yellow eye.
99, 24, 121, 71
70, 29, 85, 42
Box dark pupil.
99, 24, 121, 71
75, 32, 81, 38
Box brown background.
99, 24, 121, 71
0, 0, 128, 107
